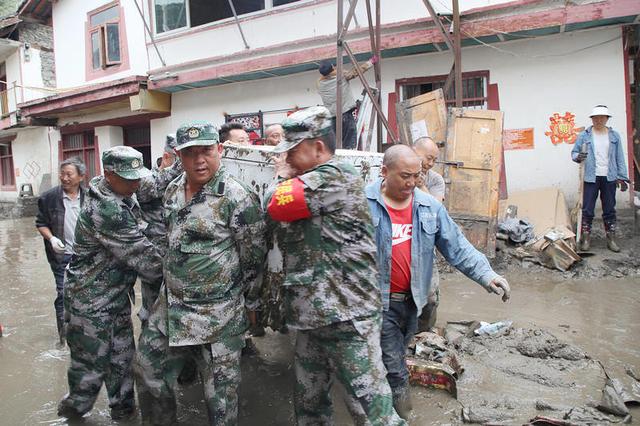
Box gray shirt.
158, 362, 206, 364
425, 169, 445, 201
62, 192, 81, 254
317, 77, 357, 116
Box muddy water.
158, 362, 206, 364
0, 217, 638, 425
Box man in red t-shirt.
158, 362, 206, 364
366, 145, 510, 419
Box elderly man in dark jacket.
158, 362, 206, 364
35, 157, 86, 345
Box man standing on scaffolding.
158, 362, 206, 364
317, 55, 378, 149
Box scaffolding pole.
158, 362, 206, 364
335, 0, 397, 150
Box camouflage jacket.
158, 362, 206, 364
265, 159, 382, 330
137, 161, 183, 255
64, 176, 163, 315
163, 166, 266, 347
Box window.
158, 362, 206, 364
398, 71, 489, 109
61, 132, 98, 184
88, 3, 122, 70
154, 0, 304, 34
124, 126, 152, 169
0, 141, 15, 189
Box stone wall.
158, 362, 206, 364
19, 22, 56, 87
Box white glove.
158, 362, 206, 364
50, 236, 66, 254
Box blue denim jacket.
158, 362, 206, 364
365, 179, 498, 315
571, 126, 629, 183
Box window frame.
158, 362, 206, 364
0, 138, 16, 191
85, 1, 130, 81
151, 0, 310, 37
59, 131, 100, 185
395, 70, 490, 109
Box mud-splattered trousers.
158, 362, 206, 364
135, 290, 243, 426
294, 314, 405, 426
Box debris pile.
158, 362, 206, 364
406, 321, 640, 424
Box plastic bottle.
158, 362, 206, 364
474, 320, 512, 336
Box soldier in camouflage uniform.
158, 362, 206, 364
135, 122, 266, 425
265, 106, 405, 426
57, 146, 165, 420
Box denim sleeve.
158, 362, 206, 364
613, 131, 629, 181
434, 205, 499, 287
571, 132, 585, 162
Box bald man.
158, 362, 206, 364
365, 145, 510, 419
264, 124, 283, 146
413, 137, 445, 202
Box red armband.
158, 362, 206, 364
267, 177, 312, 222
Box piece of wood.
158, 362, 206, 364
396, 88, 447, 146
129, 89, 171, 113
445, 108, 504, 256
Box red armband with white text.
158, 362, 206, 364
267, 177, 312, 222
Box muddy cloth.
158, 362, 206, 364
498, 217, 535, 243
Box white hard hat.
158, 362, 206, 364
589, 105, 611, 117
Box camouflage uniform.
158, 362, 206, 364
266, 106, 405, 426
135, 122, 266, 425
58, 146, 163, 419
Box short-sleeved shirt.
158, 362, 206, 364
62, 192, 81, 254
425, 169, 445, 200
386, 200, 412, 294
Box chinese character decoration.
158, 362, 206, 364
545, 112, 580, 145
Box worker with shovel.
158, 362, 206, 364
572, 105, 629, 252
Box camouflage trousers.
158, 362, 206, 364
58, 305, 135, 415
135, 304, 242, 425
137, 279, 160, 325
294, 314, 406, 426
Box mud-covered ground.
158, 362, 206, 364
0, 212, 639, 425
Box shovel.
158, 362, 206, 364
571, 143, 593, 255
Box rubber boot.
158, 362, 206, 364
606, 231, 621, 252
579, 231, 591, 251
392, 387, 413, 420
56, 317, 66, 347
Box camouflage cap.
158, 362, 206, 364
273, 106, 333, 153
175, 121, 219, 151
102, 146, 151, 180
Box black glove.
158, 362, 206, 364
575, 152, 587, 163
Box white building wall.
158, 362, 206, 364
4, 50, 22, 113
146, 0, 515, 70
1, 127, 57, 201
95, 126, 124, 168
152, 27, 629, 205
21, 47, 48, 103
52, 0, 149, 89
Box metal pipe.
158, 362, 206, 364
342, 41, 397, 143
339, 0, 359, 41
453, 0, 463, 107
422, 0, 454, 51
132, 0, 166, 67
375, 0, 383, 149
336, 0, 344, 149
227, 0, 250, 50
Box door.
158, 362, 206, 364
444, 108, 504, 256
396, 88, 448, 147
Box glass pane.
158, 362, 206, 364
90, 6, 119, 27
63, 134, 84, 150
0, 145, 8, 156
91, 31, 101, 70
190, 0, 264, 27
86, 150, 96, 178
124, 127, 151, 146
106, 23, 121, 63
155, 0, 187, 33
273, 0, 300, 6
